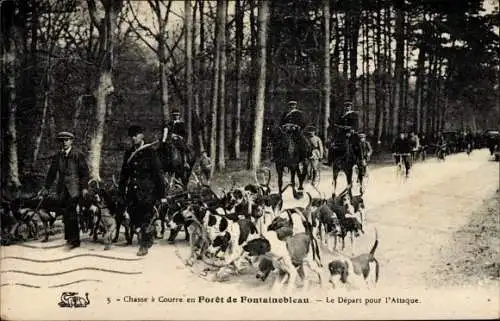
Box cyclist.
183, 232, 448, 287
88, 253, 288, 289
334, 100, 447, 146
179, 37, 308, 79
392, 131, 413, 178
436, 132, 447, 159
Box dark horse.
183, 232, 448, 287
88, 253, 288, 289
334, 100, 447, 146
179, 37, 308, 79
157, 139, 197, 190
268, 125, 309, 197
328, 130, 364, 197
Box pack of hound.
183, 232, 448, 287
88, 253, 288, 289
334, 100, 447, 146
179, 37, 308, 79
1, 168, 379, 292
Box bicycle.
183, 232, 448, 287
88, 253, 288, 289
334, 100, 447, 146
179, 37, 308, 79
435, 144, 447, 161
393, 153, 410, 182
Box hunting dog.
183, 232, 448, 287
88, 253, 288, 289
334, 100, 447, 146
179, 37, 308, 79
206, 218, 260, 275
166, 202, 210, 266
328, 229, 379, 289
13, 195, 61, 242
1, 199, 40, 243
243, 228, 324, 292
79, 183, 118, 250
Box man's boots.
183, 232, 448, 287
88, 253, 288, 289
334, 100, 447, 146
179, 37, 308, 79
137, 247, 148, 256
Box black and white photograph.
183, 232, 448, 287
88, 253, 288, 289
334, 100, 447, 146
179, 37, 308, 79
0, 0, 498, 319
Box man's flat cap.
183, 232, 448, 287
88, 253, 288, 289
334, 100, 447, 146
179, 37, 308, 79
171, 109, 181, 115
128, 125, 144, 137
288, 100, 297, 106
344, 101, 353, 106
359, 133, 366, 138
56, 131, 75, 140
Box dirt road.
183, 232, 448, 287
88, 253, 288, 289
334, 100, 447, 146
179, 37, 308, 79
1, 149, 498, 320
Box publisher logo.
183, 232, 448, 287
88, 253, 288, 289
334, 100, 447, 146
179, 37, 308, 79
58, 292, 90, 308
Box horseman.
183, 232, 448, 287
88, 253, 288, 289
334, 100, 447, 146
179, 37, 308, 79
335, 101, 362, 163
278, 100, 310, 160
162, 109, 190, 169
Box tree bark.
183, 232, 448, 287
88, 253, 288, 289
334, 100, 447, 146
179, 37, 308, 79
348, 0, 361, 101
322, 0, 331, 142
33, 63, 52, 165
210, 0, 224, 173
1, 0, 22, 188
87, 0, 123, 180
250, 0, 269, 170
185, 0, 193, 145
393, 1, 405, 134
217, 0, 227, 170
233, 0, 243, 159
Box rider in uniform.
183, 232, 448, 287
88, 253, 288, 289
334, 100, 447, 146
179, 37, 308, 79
119, 125, 166, 256
162, 109, 190, 169
336, 101, 362, 162
278, 100, 310, 160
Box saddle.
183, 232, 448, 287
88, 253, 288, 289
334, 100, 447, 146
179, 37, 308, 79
280, 123, 301, 133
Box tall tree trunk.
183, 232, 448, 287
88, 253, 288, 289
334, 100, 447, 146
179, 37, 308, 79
217, 0, 227, 170
414, 43, 424, 133
247, 0, 258, 167
342, 12, 349, 100
393, 1, 405, 134
210, 0, 224, 172
87, 0, 123, 180
322, 0, 331, 142
159, 48, 169, 123
198, 0, 207, 148
373, 2, 383, 142
1, 1, 22, 188
185, 0, 193, 145
33, 62, 52, 165
332, 10, 340, 119
233, 0, 243, 159
192, 1, 204, 154
250, 0, 269, 170
348, 0, 361, 101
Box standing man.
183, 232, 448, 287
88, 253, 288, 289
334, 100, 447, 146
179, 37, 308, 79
409, 132, 420, 162
359, 133, 373, 166
304, 126, 324, 186
39, 131, 89, 248
162, 109, 190, 168
119, 125, 166, 256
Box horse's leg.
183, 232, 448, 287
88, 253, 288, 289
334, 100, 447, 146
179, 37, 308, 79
345, 166, 354, 197
332, 167, 338, 197
358, 166, 365, 195
276, 164, 284, 193
290, 167, 296, 190
298, 163, 307, 191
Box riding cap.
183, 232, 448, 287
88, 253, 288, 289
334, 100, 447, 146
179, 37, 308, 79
305, 125, 316, 133
359, 133, 366, 138
288, 100, 297, 107
56, 131, 75, 140
344, 101, 353, 107
171, 109, 181, 116
128, 125, 144, 137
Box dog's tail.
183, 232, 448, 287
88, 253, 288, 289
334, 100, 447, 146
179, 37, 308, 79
369, 228, 378, 260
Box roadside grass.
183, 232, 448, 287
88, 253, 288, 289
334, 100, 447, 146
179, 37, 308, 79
427, 190, 500, 288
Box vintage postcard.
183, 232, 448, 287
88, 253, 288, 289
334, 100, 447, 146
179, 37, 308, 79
1, 0, 498, 320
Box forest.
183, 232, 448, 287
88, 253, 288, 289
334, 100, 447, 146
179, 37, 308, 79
1, 0, 498, 189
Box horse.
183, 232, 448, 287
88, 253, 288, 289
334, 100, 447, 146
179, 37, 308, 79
157, 138, 197, 190
268, 124, 310, 198
328, 130, 363, 197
